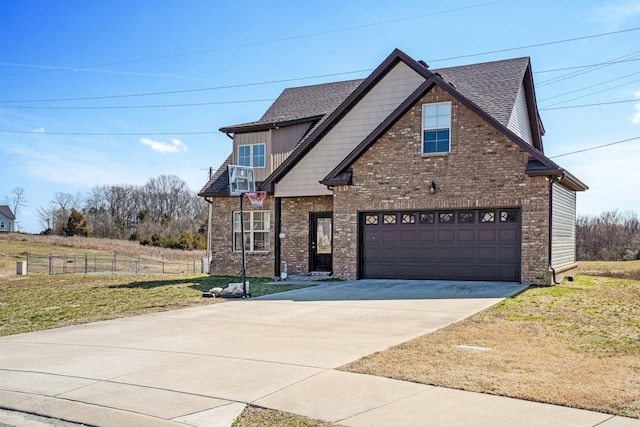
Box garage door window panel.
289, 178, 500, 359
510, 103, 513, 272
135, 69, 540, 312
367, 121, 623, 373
458, 211, 475, 224
480, 210, 496, 223
420, 212, 435, 224
439, 212, 454, 223
500, 209, 518, 222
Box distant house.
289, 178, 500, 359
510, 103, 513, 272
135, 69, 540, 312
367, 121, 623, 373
199, 49, 587, 284
0, 205, 15, 232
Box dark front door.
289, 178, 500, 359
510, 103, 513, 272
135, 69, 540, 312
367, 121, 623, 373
310, 212, 332, 272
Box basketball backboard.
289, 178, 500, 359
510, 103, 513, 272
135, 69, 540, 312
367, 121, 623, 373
228, 165, 256, 196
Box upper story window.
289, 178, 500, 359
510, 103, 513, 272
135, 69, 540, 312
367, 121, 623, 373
238, 144, 265, 168
422, 102, 451, 155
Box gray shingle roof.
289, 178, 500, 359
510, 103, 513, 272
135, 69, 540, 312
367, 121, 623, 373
219, 58, 529, 133
435, 57, 530, 127
198, 154, 232, 196
202, 54, 535, 197
220, 79, 365, 131
0, 205, 15, 220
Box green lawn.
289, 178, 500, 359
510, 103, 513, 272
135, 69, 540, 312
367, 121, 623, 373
0, 274, 310, 337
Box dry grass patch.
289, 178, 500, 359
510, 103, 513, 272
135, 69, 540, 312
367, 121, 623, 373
233, 406, 339, 427
0, 233, 205, 276
341, 270, 640, 418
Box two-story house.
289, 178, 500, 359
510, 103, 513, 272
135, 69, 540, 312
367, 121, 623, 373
199, 49, 587, 284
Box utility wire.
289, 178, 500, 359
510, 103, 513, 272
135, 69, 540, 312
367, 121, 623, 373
0, 99, 275, 110
542, 76, 640, 108
539, 70, 640, 102
425, 26, 640, 63
535, 58, 640, 73
540, 99, 640, 111
0, 70, 371, 103
0, 0, 508, 77
0, 129, 221, 136
2, 26, 640, 104
537, 50, 640, 87
550, 136, 640, 159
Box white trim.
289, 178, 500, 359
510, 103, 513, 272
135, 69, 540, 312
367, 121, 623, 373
233, 210, 270, 252
422, 101, 451, 155
237, 143, 266, 168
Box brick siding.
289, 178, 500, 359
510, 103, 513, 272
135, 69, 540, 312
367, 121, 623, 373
210, 86, 552, 284
280, 196, 333, 275
332, 86, 550, 284
209, 195, 275, 278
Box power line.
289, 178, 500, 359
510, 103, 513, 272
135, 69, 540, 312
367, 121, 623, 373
0, 70, 371, 103
542, 76, 640, 108
540, 99, 640, 111
535, 58, 640, 73
539, 70, 640, 102
537, 51, 640, 87
0, 0, 508, 78
425, 26, 640, 63
0, 129, 221, 136
3, 26, 640, 104
0, 99, 275, 110
550, 136, 640, 159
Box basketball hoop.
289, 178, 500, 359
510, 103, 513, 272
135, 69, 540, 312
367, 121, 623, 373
246, 191, 267, 208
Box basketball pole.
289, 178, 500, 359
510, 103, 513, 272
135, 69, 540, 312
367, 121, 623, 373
239, 193, 248, 297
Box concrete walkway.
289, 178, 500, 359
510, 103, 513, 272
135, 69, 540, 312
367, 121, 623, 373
0, 280, 638, 426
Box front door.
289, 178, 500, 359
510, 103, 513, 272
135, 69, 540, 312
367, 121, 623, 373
310, 212, 332, 272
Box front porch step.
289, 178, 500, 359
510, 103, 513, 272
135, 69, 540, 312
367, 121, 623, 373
283, 272, 335, 281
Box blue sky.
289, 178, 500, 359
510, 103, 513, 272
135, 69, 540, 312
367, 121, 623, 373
1, 0, 639, 233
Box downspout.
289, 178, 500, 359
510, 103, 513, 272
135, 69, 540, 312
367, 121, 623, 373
204, 167, 214, 275
204, 197, 213, 275
548, 175, 563, 285
274, 197, 281, 278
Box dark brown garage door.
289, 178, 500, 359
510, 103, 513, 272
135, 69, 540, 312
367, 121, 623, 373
360, 208, 521, 281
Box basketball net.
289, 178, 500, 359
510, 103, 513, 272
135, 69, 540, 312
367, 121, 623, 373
246, 191, 267, 208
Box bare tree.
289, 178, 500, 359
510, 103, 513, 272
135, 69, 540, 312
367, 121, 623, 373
577, 210, 640, 261
9, 187, 26, 218
41, 192, 83, 235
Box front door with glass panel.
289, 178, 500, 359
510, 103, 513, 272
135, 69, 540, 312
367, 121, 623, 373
309, 212, 332, 272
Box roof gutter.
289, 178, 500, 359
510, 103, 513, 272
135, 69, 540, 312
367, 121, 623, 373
220, 115, 324, 134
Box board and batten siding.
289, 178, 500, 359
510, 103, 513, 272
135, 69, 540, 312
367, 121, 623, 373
507, 82, 533, 145
551, 183, 577, 268
271, 122, 314, 173
234, 131, 270, 182
274, 61, 426, 197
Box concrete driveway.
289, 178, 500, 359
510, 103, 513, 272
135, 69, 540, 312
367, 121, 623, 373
0, 280, 635, 426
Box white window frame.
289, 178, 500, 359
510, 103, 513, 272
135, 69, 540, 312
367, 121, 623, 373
233, 210, 270, 252
422, 102, 451, 155
0, 221, 4, 229
237, 143, 266, 168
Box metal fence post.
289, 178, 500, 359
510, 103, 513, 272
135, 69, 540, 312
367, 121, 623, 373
49, 253, 53, 275
85, 253, 88, 274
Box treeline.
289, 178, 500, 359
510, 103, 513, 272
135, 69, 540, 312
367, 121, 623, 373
38, 175, 208, 250
577, 210, 640, 261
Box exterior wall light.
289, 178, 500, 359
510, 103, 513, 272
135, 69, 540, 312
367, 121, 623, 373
429, 180, 437, 194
